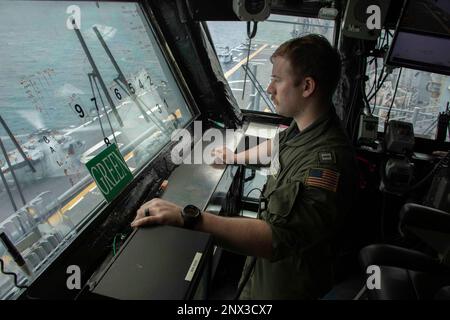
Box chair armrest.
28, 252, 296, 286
400, 203, 450, 235
359, 244, 450, 274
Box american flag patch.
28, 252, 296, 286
305, 168, 340, 192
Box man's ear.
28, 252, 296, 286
302, 77, 316, 98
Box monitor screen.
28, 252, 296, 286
387, 0, 450, 75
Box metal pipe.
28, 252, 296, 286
412, 107, 420, 126
91, 74, 118, 145
88, 73, 111, 144
72, 21, 124, 127
92, 26, 172, 137
0, 159, 17, 212
93, 26, 151, 123
251, 64, 260, 111
242, 64, 275, 112
0, 138, 26, 206
0, 115, 35, 172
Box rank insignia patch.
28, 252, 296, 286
318, 151, 335, 164
305, 168, 340, 192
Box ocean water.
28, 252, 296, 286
0, 1, 334, 138
0, 1, 168, 139
0, 1, 337, 149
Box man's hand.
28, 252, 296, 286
131, 198, 184, 228
210, 146, 235, 164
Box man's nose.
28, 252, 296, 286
267, 82, 274, 95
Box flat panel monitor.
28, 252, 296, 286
386, 0, 450, 76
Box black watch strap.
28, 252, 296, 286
182, 205, 202, 229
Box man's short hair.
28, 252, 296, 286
271, 34, 341, 100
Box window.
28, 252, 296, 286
0, 0, 194, 298
207, 15, 335, 113
365, 31, 450, 141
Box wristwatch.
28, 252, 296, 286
181, 204, 202, 229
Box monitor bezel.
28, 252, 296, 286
386, 0, 450, 76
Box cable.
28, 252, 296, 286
244, 187, 262, 199
360, 53, 371, 115
241, 21, 258, 100
368, 71, 389, 102
240, 187, 263, 216
367, 58, 377, 99
0, 258, 29, 289
113, 235, 118, 256
367, 28, 388, 106
234, 186, 263, 299
385, 68, 403, 129
112, 233, 126, 256
234, 187, 263, 300
408, 151, 450, 192
367, 27, 387, 100
350, 40, 366, 142
247, 21, 258, 39
345, 40, 363, 139
371, 58, 378, 114
381, 28, 388, 49
233, 256, 256, 300
367, 29, 391, 105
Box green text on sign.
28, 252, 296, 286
85, 143, 133, 202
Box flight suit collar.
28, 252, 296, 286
284, 107, 336, 148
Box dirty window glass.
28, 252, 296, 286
0, 0, 193, 299
207, 15, 335, 113
366, 30, 450, 140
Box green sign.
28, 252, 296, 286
85, 143, 133, 202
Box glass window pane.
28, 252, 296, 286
0, 0, 194, 298
207, 15, 335, 113
366, 30, 450, 140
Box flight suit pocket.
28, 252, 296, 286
266, 181, 301, 224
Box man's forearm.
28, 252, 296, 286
195, 212, 273, 259
235, 139, 272, 165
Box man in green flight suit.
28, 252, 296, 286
132, 34, 357, 299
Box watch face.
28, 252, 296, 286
182, 205, 201, 229
183, 205, 200, 218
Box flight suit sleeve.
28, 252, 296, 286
265, 167, 343, 262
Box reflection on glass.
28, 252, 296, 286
0, 0, 193, 298
207, 15, 335, 113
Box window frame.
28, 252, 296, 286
1, 0, 201, 300
206, 13, 337, 118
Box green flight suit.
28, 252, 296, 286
239, 107, 357, 299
